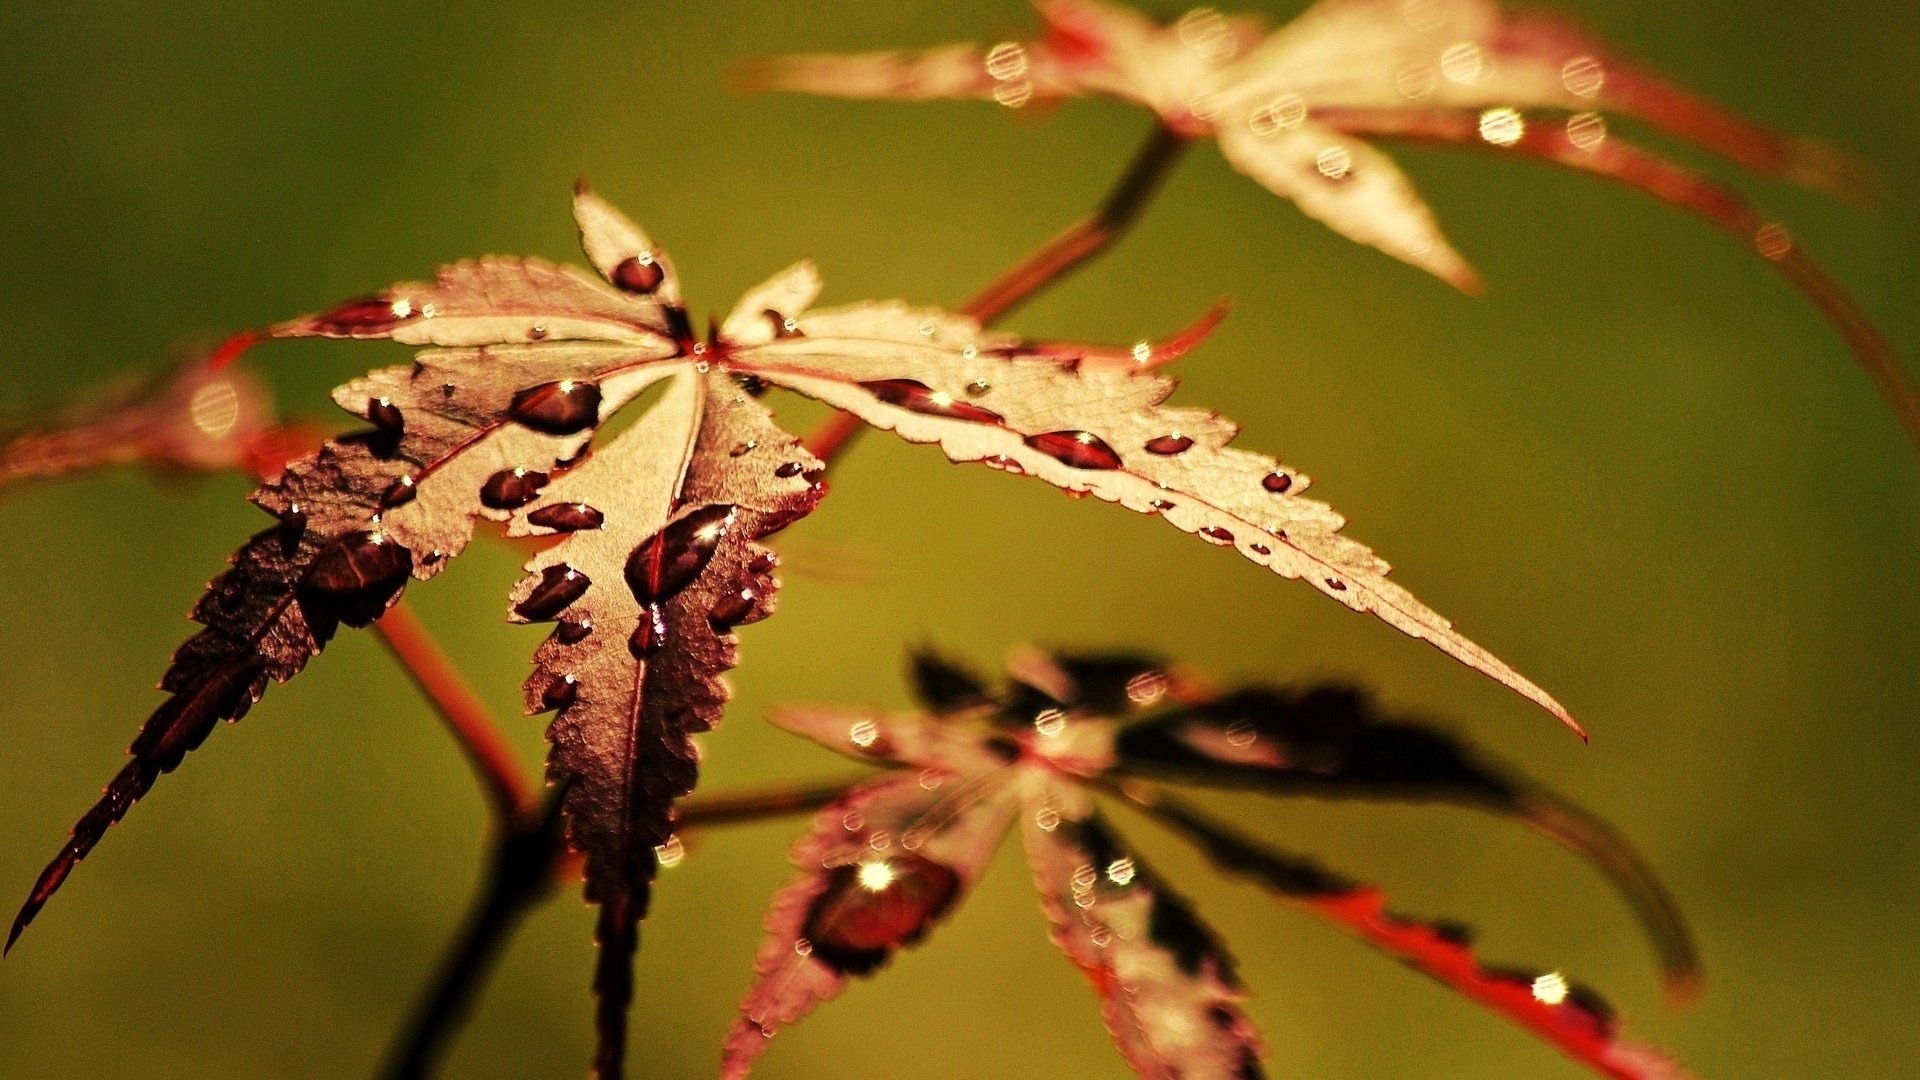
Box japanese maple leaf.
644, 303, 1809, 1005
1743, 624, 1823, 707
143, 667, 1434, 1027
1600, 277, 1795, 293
10, 186, 1570, 1076
742, 0, 1920, 447
0, 355, 280, 490
724, 649, 1697, 1080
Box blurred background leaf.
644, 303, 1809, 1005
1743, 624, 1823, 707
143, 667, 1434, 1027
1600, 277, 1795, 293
0, 2, 1914, 1077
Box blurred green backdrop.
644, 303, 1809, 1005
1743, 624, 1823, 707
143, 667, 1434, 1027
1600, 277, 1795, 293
2, 1, 1916, 1077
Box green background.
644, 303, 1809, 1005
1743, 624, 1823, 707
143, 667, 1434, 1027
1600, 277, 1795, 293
1, 1, 1915, 1077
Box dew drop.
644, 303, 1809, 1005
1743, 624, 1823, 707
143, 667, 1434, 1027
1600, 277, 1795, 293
1034, 806, 1061, 832
1150, 499, 1177, 513
515, 565, 591, 622
849, 720, 879, 748
1477, 107, 1524, 147
526, 502, 604, 533
541, 674, 578, 711
1440, 42, 1484, 84
764, 310, 803, 338
1125, 671, 1169, 705
1315, 145, 1354, 182
1144, 434, 1194, 455
965, 378, 990, 396
1199, 525, 1235, 545
1560, 55, 1605, 98
1225, 720, 1257, 748
1262, 472, 1293, 493
860, 379, 1005, 424
480, 467, 549, 510
625, 504, 736, 604
774, 461, 806, 479
367, 397, 404, 434
1249, 543, 1272, 556
709, 588, 758, 630
729, 440, 758, 457
302, 530, 413, 600
1754, 223, 1794, 261
1024, 430, 1122, 470
793, 937, 813, 957
509, 380, 603, 435
1566, 111, 1608, 151
981, 455, 1025, 475
528, 323, 549, 341
1325, 577, 1348, 592
380, 475, 418, 509
613, 254, 665, 294
656, 835, 686, 868
316, 295, 418, 334
555, 617, 593, 645
628, 604, 668, 658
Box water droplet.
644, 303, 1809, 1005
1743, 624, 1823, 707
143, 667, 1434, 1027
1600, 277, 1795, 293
917, 769, 943, 791
799, 854, 961, 974
1034, 708, 1066, 737
1034, 807, 1061, 832
613, 254, 665, 294
1560, 55, 1605, 98
528, 323, 549, 340
1249, 92, 1307, 136
774, 461, 806, 479
526, 502, 604, 532
1090, 925, 1113, 948
1249, 543, 1272, 556
655, 834, 686, 868
367, 397, 404, 434
315, 295, 417, 334
1199, 525, 1235, 545
555, 617, 593, 645
1531, 971, 1571, 1006
1125, 671, 1168, 705
984, 41, 1029, 81
302, 530, 413, 602
1262, 473, 1295, 495
916, 319, 936, 338
628, 604, 668, 657
860, 379, 1005, 424
964, 378, 989, 395
1144, 434, 1194, 455
1439, 42, 1484, 84
1478, 107, 1524, 147
849, 720, 879, 748
709, 588, 758, 629
480, 467, 549, 510
729, 440, 758, 457
1754, 223, 1794, 261
625, 504, 736, 603
1325, 577, 1348, 592
1150, 499, 1177, 513
1225, 720, 1257, 747
380, 475, 418, 509
980, 455, 1025, 475
763, 309, 803, 338
515, 565, 590, 621
1566, 111, 1607, 151
1105, 857, 1136, 886
509, 380, 603, 435
747, 551, 778, 575
792, 937, 813, 957
541, 674, 578, 711
1024, 430, 1122, 470
1315, 145, 1354, 182
841, 810, 865, 832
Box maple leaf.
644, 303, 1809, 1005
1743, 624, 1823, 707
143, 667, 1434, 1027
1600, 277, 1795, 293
10, 187, 1571, 1075
741, 0, 1920, 446
0, 356, 278, 491
723, 648, 1695, 1080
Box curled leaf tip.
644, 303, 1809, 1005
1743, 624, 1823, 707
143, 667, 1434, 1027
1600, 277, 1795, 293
207, 329, 265, 371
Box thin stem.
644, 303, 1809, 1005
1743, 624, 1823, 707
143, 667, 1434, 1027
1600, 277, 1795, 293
962, 122, 1191, 325
382, 792, 568, 1080
376, 602, 538, 825
798, 121, 1194, 466
674, 777, 855, 830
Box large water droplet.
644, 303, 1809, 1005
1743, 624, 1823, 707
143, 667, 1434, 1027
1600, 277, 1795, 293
798, 854, 961, 976
860, 379, 1005, 424
515, 564, 590, 621
526, 502, 604, 532
555, 617, 593, 645
315, 295, 417, 334
1024, 430, 1122, 470
1144, 434, 1194, 455
709, 588, 758, 630
626, 504, 736, 604
299, 530, 413, 625
509, 380, 602, 435
367, 397, 404, 434
1262, 472, 1292, 493
380, 475, 418, 509
480, 468, 549, 510
612, 254, 665, 294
